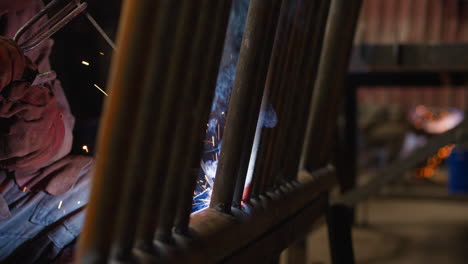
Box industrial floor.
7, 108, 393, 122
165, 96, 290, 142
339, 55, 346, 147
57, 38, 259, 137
307, 197, 468, 264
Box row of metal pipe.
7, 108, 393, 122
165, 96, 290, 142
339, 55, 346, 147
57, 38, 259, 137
75, 0, 363, 262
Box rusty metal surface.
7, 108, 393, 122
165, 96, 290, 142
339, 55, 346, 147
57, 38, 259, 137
75, 0, 160, 262
223, 194, 328, 264
173, 167, 335, 263
210, 0, 281, 213
351, 0, 468, 112
355, 0, 468, 44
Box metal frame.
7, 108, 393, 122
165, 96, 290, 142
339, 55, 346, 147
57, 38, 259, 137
328, 35, 468, 264
75, 0, 363, 263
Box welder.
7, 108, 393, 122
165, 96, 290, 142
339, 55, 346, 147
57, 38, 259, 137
0, 1, 92, 262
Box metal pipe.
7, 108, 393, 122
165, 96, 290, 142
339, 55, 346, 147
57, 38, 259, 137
174, 0, 233, 233
301, 0, 363, 171
248, 0, 295, 199
109, 0, 180, 260
210, 0, 281, 213
254, 0, 311, 193
267, 0, 319, 188
154, 0, 221, 242
133, 0, 198, 249
231, 0, 283, 208
282, 0, 331, 182
75, 0, 160, 262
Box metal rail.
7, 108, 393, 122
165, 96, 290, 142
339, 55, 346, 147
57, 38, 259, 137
351, 44, 468, 72
177, 167, 336, 263
328, 120, 468, 264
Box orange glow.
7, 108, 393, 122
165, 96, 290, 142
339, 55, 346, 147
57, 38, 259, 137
82, 145, 89, 153
437, 145, 455, 159
417, 145, 455, 178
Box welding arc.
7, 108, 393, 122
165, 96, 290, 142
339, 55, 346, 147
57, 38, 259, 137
200, 160, 214, 187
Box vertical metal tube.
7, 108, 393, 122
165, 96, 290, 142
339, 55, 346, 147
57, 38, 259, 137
266, 0, 320, 188
174, 0, 233, 233
253, 0, 317, 193
109, 0, 180, 260
249, 0, 295, 199
154, 0, 221, 242
134, 0, 199, 249
336, 80, 358, 193
282, 0, 331, 182
75, 0, 160, 262
328, 204, 356, 264
210, 0, 281, 213
231, 0, 283, 208
301, 0, 363, 171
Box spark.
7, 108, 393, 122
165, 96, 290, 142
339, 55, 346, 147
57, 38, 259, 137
82, 145, 89, 153
99, 52, 105, 55
94, 84, 109, 96
58, 200, 63, 209
77, 201, 81, 205
81, 60, 90, 66
22, 186, 27, 192
211, 136, 215, 147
